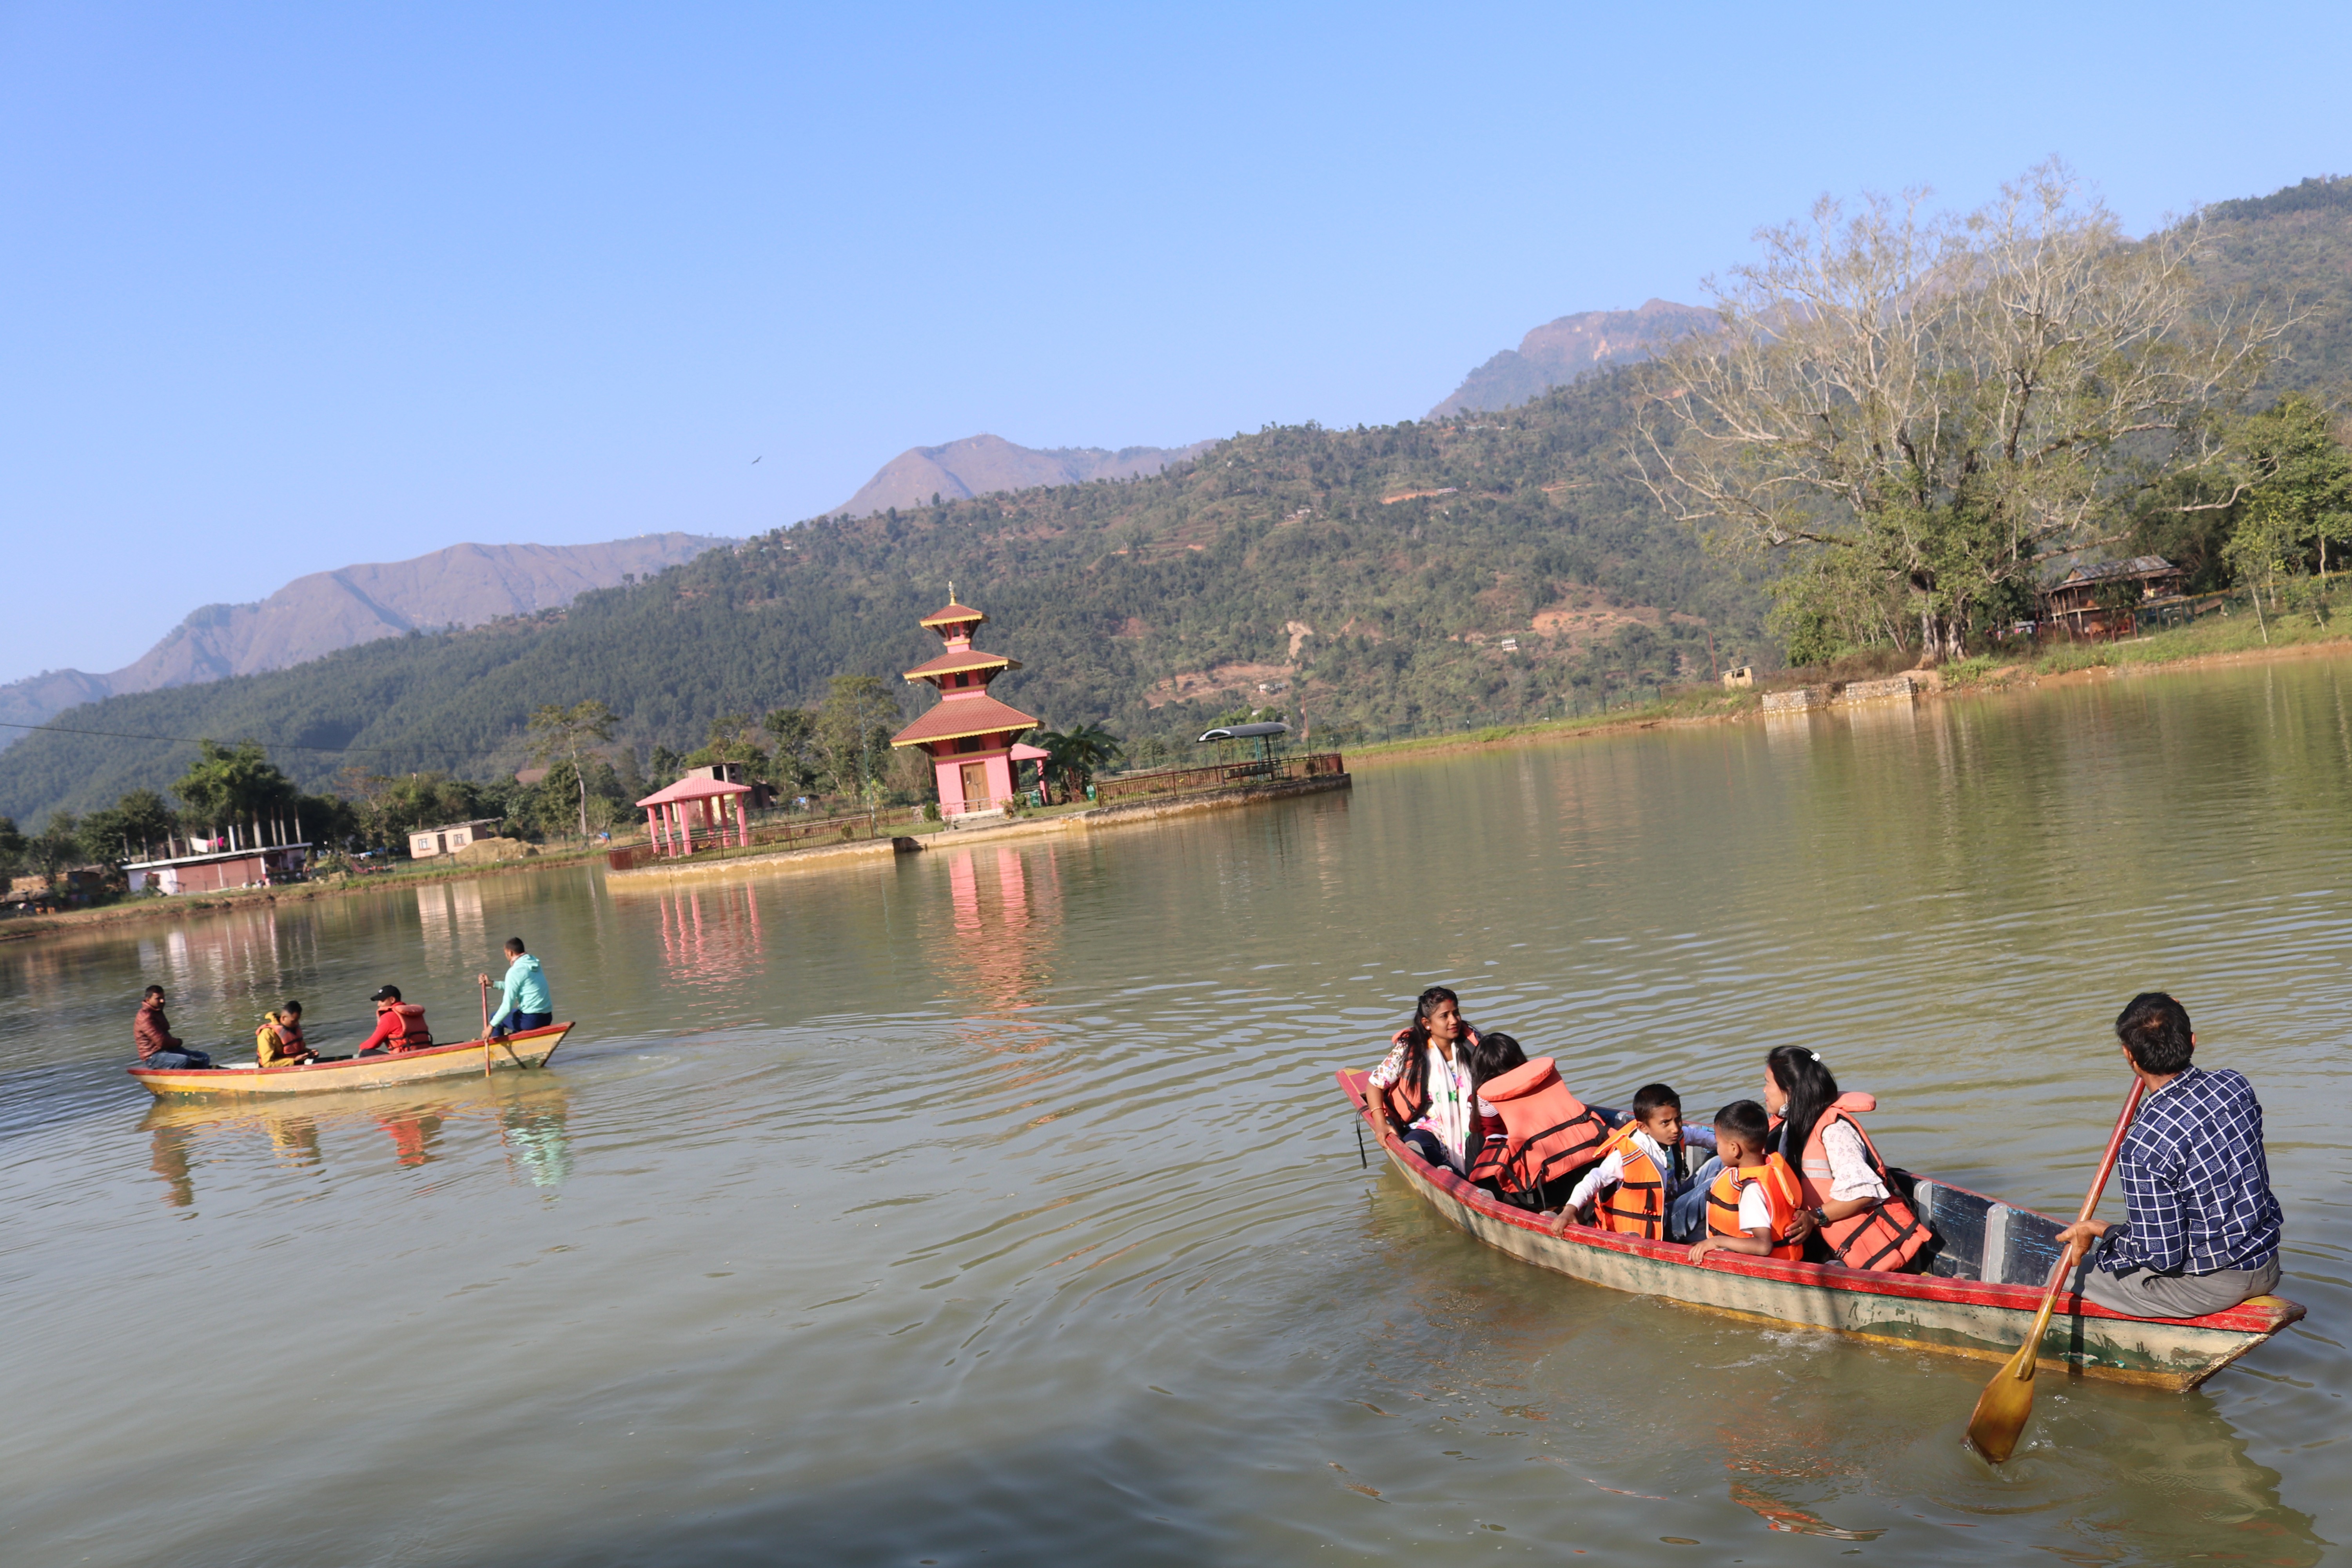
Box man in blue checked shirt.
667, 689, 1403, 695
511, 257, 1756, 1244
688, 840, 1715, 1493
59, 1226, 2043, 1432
2058, 992, 2283, 1319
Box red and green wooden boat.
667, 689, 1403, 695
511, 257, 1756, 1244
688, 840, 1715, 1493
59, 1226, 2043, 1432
1338, 1071, 2301, 1390
130, 1023, 575, 1097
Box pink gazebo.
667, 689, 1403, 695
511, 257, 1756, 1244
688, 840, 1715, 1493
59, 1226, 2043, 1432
636, 776, 753, 857
1010, 741, 1052, 803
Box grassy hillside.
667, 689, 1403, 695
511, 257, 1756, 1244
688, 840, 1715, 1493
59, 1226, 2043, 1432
0, 374, 1765, 821
9, 173, 2345, 830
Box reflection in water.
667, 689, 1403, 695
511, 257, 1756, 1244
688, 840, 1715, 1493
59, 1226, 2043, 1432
147, 1125, 194, 1208
376, 1107, 446, 1167
934, 847, 1061, 1054
417, 882, 488, 975
1726, 1482, 1883, 1542
131, 1078, 575, 1199
654, 885, 765, 991
500, 1094, 572, 1189
266, 1114, 322, 1168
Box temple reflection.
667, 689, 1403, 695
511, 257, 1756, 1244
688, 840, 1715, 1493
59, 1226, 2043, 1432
933, 846, 1062, 1054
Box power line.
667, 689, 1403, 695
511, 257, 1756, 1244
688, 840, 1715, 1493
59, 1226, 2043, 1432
0, 719, 409, 755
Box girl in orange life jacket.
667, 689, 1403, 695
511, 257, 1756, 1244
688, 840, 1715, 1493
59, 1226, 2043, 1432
1688, 1099, 1804, 1263
1366, 987, 1487, 1173
1463, 1033, 1610, 1210
1558, 1083, 1686, 1239
1764, 1045, 1930, 1272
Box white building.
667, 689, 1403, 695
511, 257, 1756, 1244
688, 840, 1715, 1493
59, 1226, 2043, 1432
408, 818, 505, 858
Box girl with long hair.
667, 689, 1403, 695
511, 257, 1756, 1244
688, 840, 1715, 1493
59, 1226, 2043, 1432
1366, 986, 1487, 1173
1762, 1044, 1928, 1271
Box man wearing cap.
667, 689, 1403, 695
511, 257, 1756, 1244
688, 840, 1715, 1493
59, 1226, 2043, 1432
353, 985, 435, 1056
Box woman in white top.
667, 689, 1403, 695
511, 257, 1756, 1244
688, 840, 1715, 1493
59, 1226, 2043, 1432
1366, 987, 1490, 1173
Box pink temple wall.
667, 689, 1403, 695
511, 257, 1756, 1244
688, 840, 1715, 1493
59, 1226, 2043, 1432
932, 749, 1015, 814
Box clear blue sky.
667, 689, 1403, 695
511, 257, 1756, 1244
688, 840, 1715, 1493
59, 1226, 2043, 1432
4, 2, 2344, 677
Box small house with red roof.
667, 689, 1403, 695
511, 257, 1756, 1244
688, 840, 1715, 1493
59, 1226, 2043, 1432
891, 597, 1040, 818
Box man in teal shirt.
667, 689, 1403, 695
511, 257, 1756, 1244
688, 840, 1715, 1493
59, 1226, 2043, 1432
480, 938, 553, 1040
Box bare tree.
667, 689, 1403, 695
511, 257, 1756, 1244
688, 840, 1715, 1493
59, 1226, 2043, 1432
528, 700, 617, 839
1634, 161, 2285, 664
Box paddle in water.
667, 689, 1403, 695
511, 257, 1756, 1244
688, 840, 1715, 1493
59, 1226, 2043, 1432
480, 976, 493, 1079
1965, 1078, 2145, 1463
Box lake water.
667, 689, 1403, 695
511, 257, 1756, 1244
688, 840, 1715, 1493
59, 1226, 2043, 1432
4, 658, 2348, 1565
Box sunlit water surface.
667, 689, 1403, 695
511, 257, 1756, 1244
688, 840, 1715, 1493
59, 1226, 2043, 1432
5, 659, 2349, 1565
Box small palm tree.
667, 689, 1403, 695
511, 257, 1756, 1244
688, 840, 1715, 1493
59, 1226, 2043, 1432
1034, 722, 1122, 797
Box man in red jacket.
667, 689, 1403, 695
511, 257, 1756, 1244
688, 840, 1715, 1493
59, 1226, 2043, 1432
133, 986, 213, 1069
354, 986, 434, 1056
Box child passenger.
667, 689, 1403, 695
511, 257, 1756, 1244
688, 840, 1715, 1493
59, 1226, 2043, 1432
1686, 1100, 1803, 1263
1463, 1033, 1609, 1210
255, 1001, 314, 1067
1557, 1083, 1693, 1241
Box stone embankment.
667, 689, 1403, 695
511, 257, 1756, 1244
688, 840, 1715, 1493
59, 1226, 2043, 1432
602, 771, 1352, 886
1762, 672, 1930, 713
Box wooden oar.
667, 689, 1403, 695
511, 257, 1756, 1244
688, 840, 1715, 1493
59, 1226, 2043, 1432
479, 976, 493, 1079
1965, 1078, 2145, 1463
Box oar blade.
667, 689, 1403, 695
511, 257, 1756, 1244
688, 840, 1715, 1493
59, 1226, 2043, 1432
1964, 1344, 2038, 1463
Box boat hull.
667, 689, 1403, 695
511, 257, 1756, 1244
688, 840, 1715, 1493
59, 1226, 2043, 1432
130, 1024, 573, 1096
1341, 1071, 2298, 1391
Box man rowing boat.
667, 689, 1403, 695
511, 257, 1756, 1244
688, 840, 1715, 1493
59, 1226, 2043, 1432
478, 938, 552, 1041
2058, 993, 2283, 1319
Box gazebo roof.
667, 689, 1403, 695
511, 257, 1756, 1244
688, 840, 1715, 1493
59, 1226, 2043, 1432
636, 776, 753, 808
1009, 742, 1051, 761
920, 601, 987, 629
902, 647, 1020, 681
891, 692, 1041, 748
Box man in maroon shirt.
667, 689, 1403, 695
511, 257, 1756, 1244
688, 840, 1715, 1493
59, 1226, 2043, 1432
133, 986, 213, 1069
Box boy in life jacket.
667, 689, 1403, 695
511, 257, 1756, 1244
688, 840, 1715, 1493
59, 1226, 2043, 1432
255, 1001, 316, 1067
1764, 1045, 1929, 1272
354, 985, 434, 1056
1686, 1100, 1803, 1263
1557, 1084, 1695, 1240
1463, 1033, 1608, 1211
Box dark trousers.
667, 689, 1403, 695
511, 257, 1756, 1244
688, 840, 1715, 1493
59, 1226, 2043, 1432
142, 1049, 213, 1070
491, 1012, 552, 1040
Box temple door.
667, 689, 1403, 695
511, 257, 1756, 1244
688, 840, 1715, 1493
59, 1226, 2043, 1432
960, 762, 989, 808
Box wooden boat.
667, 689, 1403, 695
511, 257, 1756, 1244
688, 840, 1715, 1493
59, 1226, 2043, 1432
1339, 1071, 2301, 1390
129, 1023, 574, 1097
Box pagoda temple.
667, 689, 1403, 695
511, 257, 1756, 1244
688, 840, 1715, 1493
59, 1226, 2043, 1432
891, 597, 1042, 818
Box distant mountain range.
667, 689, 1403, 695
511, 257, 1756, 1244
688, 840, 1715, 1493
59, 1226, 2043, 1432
0, 534, 731, 748
830, 434, 1215, 516
1430, 299, 1718, 418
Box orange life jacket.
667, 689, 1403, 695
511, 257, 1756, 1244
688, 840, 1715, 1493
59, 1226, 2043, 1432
381, 1002, 432, 1053
1797, 1096, 1929, 1272
1466, 1058, 1607, 1202
1594, 1124, 1671, 1239
254, 1012, 310, 1066
1706, 1154, 1804, 1259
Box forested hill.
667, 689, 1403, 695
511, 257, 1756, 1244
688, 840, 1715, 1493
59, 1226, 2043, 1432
0, 372, 1765, 822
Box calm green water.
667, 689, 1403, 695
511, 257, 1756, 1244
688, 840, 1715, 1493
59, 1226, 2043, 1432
4, 659, 2347, 1565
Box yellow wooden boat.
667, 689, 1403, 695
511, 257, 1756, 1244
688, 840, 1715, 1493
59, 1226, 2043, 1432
128, 1022, 573, 1096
